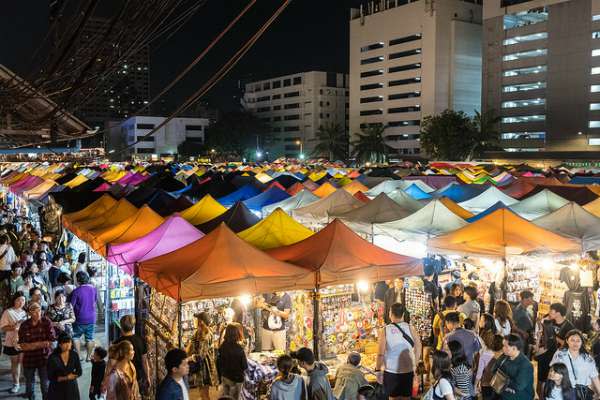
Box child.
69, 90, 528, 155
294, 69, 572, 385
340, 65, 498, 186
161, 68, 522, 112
89, 346, 107, 399
448, 340, 474, 400
544, 363, 576, 400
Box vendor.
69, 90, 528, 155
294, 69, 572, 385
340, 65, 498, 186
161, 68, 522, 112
258, 292, 291, 352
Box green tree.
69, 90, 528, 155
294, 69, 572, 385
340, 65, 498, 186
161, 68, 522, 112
468, 109, 501, 160
204, 111, 270, 160
312, 122, 348, 161
351, 124, 391, 164
420, 109, 476, 161
177, 139, 206, 159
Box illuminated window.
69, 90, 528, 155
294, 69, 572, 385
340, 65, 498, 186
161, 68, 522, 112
503, 32, 547, 45
501, 132, 545, 139
594, 15, 600, 21
593, 49, 600, 57
502, 98, 545, 108
590, 121, 600, 128
503, 8, 548, 30
361, 56, 384, 65
361, 42, 384, 52
591, 103, 600, 110
591, 85, 600, 92
503, 49, 547, 61
590, 138, 600, 145
504, 65, 546, 77
592, 67, 600, 75
502, 115, 545, 123
503, 82, 546, 92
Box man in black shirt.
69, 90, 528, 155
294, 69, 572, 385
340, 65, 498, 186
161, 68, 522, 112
113, 315, 149, 396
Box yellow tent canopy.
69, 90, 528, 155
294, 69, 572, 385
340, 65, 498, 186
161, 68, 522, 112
439, 197, 474, 219
180, 194, 227, 225
313, 182, 337, 198
237, 208, 314, 250
63, 194, 117, 232
64, 175, 89, 189
23, 180, 57, 200
428, 208, 580, 258
70, 199, 138, 239
254, 172, 273, 184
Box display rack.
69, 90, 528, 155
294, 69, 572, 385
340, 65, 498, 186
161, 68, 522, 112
405, 279, 433, 342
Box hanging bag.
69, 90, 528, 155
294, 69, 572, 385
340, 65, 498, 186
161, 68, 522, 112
568, 354, 594, 400
490, 358, 510, 395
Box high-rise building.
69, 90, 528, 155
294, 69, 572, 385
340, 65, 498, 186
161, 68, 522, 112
483, 0, 600, 154
349, 0, 483, 156
242, 71, 349, 159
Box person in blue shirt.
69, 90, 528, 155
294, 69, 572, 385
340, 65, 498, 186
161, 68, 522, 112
156, 348, 190, 400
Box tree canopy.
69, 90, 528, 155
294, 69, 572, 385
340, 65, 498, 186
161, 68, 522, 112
351, 124, 391, 164
204, 111, 270, 160
312, 122, 348, 161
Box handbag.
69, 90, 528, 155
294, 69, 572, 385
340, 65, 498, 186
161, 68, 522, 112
490, 358, 509, 395
568, 354, 594, 400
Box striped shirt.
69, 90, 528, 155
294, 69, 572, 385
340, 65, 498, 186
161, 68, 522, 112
451, 363, 474, 400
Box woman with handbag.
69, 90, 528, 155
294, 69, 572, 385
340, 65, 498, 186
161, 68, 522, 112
550, 330, 600, 400
423, 350, 456, 400
491, 334, 533, 400
187, 312, 218, 400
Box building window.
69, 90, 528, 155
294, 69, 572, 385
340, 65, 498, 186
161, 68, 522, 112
283, 79, 291, 87
503, 32, 548, 45
389, 34, 421, 46
263, 82, 270, 90
185, 125, 204, 131
503, 82, 546, 92
501, 98, 545, 108
360, 123, 384, 129
591, 103, 600, 110
136, 123, 155, 129
594, 15, 600, 21
590, 121, 600, 128
273, 105, 281, 110
503, 65, 546, 77
388, 63, 421, 74
284, 126, 300, 132
360, 109, 383, 116
502, 115, 546, 123
388, 106, 421, 113
284, 114, 300, 121
273, 116, 281, 121
388, 91, 421, 100
284, 103, 300, 109
273, 94, 281, 99
293, 76, 302, 85
503, 49, 547, 61
284, 91, 300, 98
273, 80, 281, 89
590, 138, 600, 145
360, 69, 384, 78
361, 56, 384, 65
593, 31, 600, 39
386, 134, 418, 141
360, 96, 383, 103
501, 132, 546, 139
257, 106, 270, 112
360, 42, 384, 52
257, 96, 270, 102
593, 49, 600, 57
136, 136, 155, 142
592, 67, 600, 75
389, 48, 421, 60
503, 7, 548, 30
591, 85, 600, 92
388, 120, 420, 127
360, 83, 384, 90
389, 77, 421, 87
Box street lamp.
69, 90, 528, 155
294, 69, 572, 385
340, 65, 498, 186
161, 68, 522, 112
295, 140, 303, 160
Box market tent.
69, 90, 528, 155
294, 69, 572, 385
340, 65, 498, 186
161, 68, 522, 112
509, 189, 570, 220
179, 194, 227, 225
404, 184, 433, 200
83, 205, 165, 256
374, 198, 469, 242
533, 202, 600, 252
286, 182, 305, 196
292, 189, 363, 225
63, 174, 89, 189
500, 180, 537, 199
583, 197, 600, 217
147, 191, 193, 217
467, 201, 511, 223
11, 176, 44, 194
139, 223, 314, 301
458, 186, 519, 213
261, 189, 320, 216
23, 179, 57, 200
434, 183, 487, 203
267, 219, 423, 287
438, 197, 474, 219
197, 201, 260, 233
403, 175, 456, 190
69, 199, 138, 239
428, 208, 580, 257
242, 187, 290, 212
354, 191, 371, 203
217, 184, 262, 207
524, 185, 598, 206
313, 182, 338, 198
62, 194, 118, 231
386, 189, 425, 211
403, 179, 435, 193
50, 191, 105, 213
341, 180, 369, 195
108, 215, 204, 274
237, 208, 314, 250
364, 180, 407, 198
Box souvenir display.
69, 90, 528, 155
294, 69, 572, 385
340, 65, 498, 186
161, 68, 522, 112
404, 279, 433, 341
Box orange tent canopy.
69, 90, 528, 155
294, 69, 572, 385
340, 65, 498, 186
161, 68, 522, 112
428, 208, 580, 257
138, 223, 315, 301
266, 219, 423, 287
83, 205, 165, 256
62, 194, 117, 232
342, 180, 369, 195
69, 199, 138, 239
313, 182, 337, 198
439, 197, 474, 219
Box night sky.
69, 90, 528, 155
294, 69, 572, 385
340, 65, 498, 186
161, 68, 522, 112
1, 0, 363, 112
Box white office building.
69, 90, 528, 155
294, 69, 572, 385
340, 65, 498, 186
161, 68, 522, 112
242, 71, 349, 159
349, 0, 483, 156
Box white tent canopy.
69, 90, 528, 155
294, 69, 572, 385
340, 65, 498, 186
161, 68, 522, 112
510, 189, 569, 220
458, 186, 519, 213
374, 198, 469, 242
261, 189, 319, 216
405, 179, 435, 193
292, 189, 362, 225
387, 188, 425, 211
364, 180, 407, 198
533, 202, 600, 252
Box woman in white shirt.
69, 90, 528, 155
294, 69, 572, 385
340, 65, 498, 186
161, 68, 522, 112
494, 300, 512, 337
0, 291, 27, 394
427, 350, 456, 400
551, 329, 600, 395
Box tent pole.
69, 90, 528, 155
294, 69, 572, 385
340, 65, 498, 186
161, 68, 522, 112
178, 280, 183, 348
312, 287, 320, 360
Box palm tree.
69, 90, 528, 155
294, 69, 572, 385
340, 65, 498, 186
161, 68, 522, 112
467, 109, 501, 160
312, 123, 348, 161
351, 124, 391, 164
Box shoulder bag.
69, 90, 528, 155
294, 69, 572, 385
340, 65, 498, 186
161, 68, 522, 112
568, 354, 594, 400
490, 357, 509, 395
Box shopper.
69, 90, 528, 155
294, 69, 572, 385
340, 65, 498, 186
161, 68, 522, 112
18, 271, 36, 300
104, 340, 140, 400
479, 335, 505, 400
218, 324, 248, 400
444, 312, 481, 366
479, 313, 498, 350
0, 234, 17, 279
270, 354, 307, 400
89, 346, 107, 400
0, 291, 27, 394
241, 357, 278, 400
47, 332, 82, 400
47, 256, 63, 289
550, 329, 600, 396
291, 347, 335, 400
46, 289, 75, 336
70, 271, 98, 361
333, 352, 368, 400
0, 261, 24, 310
383, 279, 404, 324
433, 296, 465, 350
187, 311, 218, 400
112, 315, 149, 395
375, 302, 421, 400
544, 363, 576, 400
425, 350, 456, 400
591, 318, 600, 369
259, 292, 292, 352
18, 302, 56, 400
52, 272, 75, 301
29, 287, 48, 312
512, 291, 535, 347
458, 286, 480, 323
492, 334, 534, 400
450, 283, 465, 306
156, 348, 191, 400
493, 300, 513, 337
448, 340, 474, 400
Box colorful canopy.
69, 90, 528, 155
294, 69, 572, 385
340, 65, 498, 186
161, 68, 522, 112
386, 189, 425, 211
217, 184, 262, 207
438, 197, 474, 219
428, 209, 580, 257
62, 194, 117, 232
583, 197, 600, 217
179, 194, 227, 225
404, 184, 433, 200
458, 186, 519, 213
139, 223, 314, 301
509, 189, 569, 220
261, 189, 320, 216
69, 199, 138, 239
292, 189, 363, 225
364, 180, 406, 198
107, 214, 204, 274
341, 180, 369, 195
197, 201, 260, 233
267, 219, 423, 287
434, 183, 486, 203
237, 208, 314, 250
242, 187, 290, 212
313, 182, 338, 198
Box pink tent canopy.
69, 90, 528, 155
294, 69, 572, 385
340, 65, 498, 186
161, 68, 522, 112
10, 176, 44, 194
106, 214, 204, 274
93, 183, 112, 192
126, 173, 150, 186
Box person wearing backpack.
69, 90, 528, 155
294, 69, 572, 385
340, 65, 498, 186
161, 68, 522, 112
376, 303, 422, 400
433, 296, 466, 351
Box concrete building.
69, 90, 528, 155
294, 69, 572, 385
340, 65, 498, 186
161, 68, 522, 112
242, 71, 349, 159
106, 116, 208, 160
349, 0, 483, 156
483, 0, 600, 154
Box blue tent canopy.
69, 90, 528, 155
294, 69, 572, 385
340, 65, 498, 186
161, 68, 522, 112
434, 184, 487, 203
405, 184, 432, 200
569, 176, 600, 185
217, 184, 262, 207
243, 187, 291, 212
467, 201, 511, 223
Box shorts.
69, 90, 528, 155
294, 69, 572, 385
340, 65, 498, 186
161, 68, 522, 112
261, 328, 286, 351
3, 346, 20, 356
383, 371, 414, 397
73, 323, 95, 341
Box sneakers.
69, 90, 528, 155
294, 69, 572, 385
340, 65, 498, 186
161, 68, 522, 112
9, 384, 20, 394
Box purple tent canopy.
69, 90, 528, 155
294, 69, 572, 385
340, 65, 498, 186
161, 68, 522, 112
106, 214, 204, 274
10, 176, 45, 194
403, 175, 457, 189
